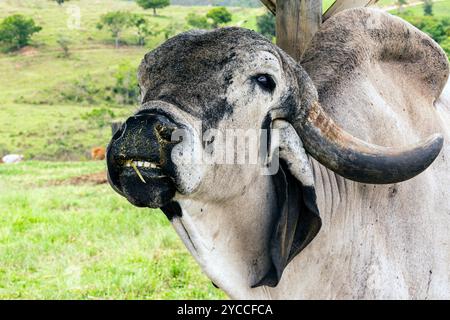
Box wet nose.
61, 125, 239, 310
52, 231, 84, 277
110, 112, 180, 163
125, 112, 179, 143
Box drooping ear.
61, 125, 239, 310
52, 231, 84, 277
253, 120, 322, 288
301, 8, 449, 138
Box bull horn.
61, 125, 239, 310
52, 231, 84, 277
296, 101, 444, 184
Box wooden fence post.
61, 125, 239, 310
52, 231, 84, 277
276, 0, 322, 61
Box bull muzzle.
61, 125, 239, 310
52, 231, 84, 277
106, 110, 182, 208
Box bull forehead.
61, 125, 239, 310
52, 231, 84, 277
138, 28, 279, 129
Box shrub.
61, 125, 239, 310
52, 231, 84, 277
0, 14, 42, 51
111, 63, 140, 105
81, 108, 116, 128
97, 11, 134, 48
130, 15, 160, 46
257, 12, 275, 40
206, 7, 232, 28
56, 35, 71, 58
400, 14, 450, 44
59, 75, 105, 105
186, 13, 211, 29
162, 22, 184, 39
440, 37, 450, 56
52, 0, 70, 5
424, 0, 433, 16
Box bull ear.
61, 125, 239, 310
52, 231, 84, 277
253, 121, 322, 288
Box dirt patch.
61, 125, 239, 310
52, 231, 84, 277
19, 46, 39, 57
49, 171, 108, 186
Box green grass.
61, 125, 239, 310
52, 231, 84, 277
0, 104, 134, 160
0, 161, 226, 299
393, 1, 450, 17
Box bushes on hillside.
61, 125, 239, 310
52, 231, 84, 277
16, 63, 140, 106
257, 12, 275, 40
111, 63, 140, 105
186, 13, 211, 29
400, 14, 450, 55
0, 14, 41, 52
171, 0, 261, 6
97, 11, 161, 47
97, 11, 134, 48
206, 7, 232, 28
186, 7, 232, 29
81, 108, 116, 128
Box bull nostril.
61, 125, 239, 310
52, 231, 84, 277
155, 124, 179, 143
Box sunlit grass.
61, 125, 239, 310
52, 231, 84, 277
0, 161, 226, 299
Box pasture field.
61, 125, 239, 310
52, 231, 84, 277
0, 161, 226, 299
0, 0, 448, 299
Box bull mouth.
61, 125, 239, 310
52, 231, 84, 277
107, 154, 177, 209
122, 159, 166, 180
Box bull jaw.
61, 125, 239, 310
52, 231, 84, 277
170, 192, 275, 299
170, 213, 254, 298
169, 211, 229, 292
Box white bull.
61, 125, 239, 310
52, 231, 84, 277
107, 9, 450, 299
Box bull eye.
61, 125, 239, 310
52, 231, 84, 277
254, 74, 276, 93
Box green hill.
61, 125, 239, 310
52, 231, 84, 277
0, 0, 448, 160
0, 0, 265, 160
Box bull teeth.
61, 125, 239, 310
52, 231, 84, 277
123, 160, 159, 168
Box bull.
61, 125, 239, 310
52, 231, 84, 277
107, 9, 450, 299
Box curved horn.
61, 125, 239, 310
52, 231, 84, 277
296, 101, 444, 184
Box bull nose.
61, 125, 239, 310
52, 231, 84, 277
126, 111, 177, 142
109, 112, 181, 164
125, 112, 180, 144
154, 121, 178, 143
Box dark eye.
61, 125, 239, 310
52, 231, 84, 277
254, 74, 276, 93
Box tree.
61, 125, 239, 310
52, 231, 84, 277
136, 0, 170, 16
57, 35, 71, 58
131, 15, 159, 46
424, 0, 433, 16
206, 7, 232, 28
256, 12, 275, 40
0, 15, 42, 51
396, 0, 408, 13
162, 22, 182, 40
186, 13, 211, 29
97, 11, 133, 48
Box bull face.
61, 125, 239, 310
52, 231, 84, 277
107, 26, 443, 290
107, 28, 302, 208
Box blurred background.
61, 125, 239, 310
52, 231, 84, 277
0, 0, 448, 299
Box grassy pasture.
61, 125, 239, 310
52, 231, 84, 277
0, 161, 226, 299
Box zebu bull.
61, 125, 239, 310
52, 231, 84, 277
107, 9, 450, 299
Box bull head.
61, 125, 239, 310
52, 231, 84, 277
106, 9, 446, 295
